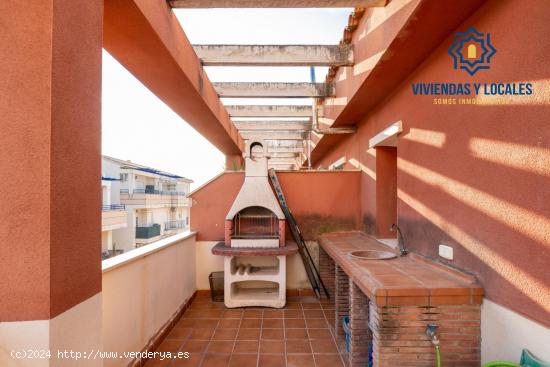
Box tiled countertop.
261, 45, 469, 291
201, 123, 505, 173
319, 231, 483, 306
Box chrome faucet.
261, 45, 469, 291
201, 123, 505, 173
390, 223, 408, 256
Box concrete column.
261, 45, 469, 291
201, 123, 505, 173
349, 282, 371, 367
334, 264, 350, 340
0, 1, 103, 366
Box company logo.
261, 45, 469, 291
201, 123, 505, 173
448, 27, 496, 76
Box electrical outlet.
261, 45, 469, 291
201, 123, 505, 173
439, 244, 454, 260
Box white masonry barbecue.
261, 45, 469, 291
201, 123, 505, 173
213, 139, 297, 308
224, 140, 286, 248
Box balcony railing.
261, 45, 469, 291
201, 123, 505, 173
165, 220, 186, 230
166, 191, 187, 196
135, 224, 161, 239
133, 188, 161, 194
102, 204, 126, 211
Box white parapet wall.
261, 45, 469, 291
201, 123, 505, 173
481, 298, 550, 364
102, 232, 197, 367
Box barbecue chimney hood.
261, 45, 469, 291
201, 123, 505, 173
225, 140, 286, 248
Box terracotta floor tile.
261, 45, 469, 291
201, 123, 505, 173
284, 319, 306, 328
237, 329, 261, 340
313, 354, 344, 367
219, 319, 241, 328
284, 310, 304, 319
194, 319, 219, 329
309, 339, 338, 354
207, 340, 234, 354
184, 310, 203, 318
258, 354, 286, 367
223, 310, 243, 318
229, 353, 258, 367
204, 310, 224, 318
306, 329, 332, 340
286, 354, 315, 367
201, 353, 231, 367
285, 302, 302, 309
157, 340, 182, 352
243, 310, 263, 319
261, 329, 284, 340
263, 319, 284, 328
305, 319, 327, 328
166, 327, 193, 340
284, 329, 308, 340
172, 354, 202, 367
259, 340, 285, 354
301, 303, 322, 310
285, 340, 311, 354
189, 328, 215, 340
303, 310, 324, 319
176, 319, 196, 328
182, 340, 209, 353
263, 310, 284, 318
213, 328, 238, 340
241, 319, 262, 328
144, 357, 171, 366
335, 340, 348, 354
172, 355, 202, 367
152, 297, 346, 367
233, 340, 259, 354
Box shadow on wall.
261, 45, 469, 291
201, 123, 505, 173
294, 214, 357, 240
395, 126, 549, 327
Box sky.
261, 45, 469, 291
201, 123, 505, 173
101, 8, 351, 189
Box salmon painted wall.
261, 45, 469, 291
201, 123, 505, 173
0, 1, 103, 320
189, 171, 361, 242
316, 0, 550, 326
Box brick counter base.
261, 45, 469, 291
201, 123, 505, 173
350, 281, 372, 367
319, 247, 335, 300
320, 246, 481, 367
370, 303, 481, 367
335, 264, 350, 340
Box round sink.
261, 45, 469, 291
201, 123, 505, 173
348, 250, 397, 260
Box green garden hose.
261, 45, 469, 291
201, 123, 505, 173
481, 362, 521, 367
435, 345, 441, 367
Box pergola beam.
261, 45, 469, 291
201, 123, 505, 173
313, 127, 357, 134
194, 45, 353, 66
233, 120, 311, 130
169, 0, 387, 8
240, 130, 307, 140
214, 82, 334, 98
226, 105, 312, 118
268, 152, 300, 158
104, 0, 243, 155
267, 146, 304, 153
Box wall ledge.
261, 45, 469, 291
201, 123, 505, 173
102, 231, 197, 273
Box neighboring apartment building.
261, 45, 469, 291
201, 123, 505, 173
101, 156, 193, 258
